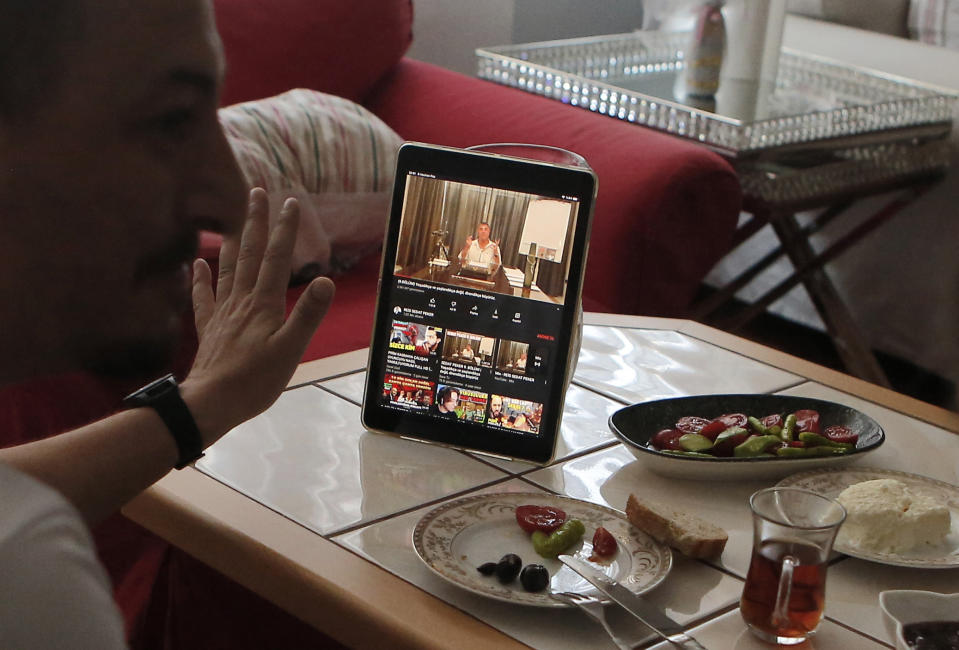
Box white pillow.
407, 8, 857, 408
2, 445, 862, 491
218, 89, 404, 282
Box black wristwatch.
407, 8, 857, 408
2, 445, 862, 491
123, 374, 205, 469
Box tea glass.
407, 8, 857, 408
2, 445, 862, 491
741, 487, 846, 645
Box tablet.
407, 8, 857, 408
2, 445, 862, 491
361, 142, 597, 464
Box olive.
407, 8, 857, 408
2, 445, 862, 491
519, 564, 549, 592
494, 553, 522, 583
476, 562, 497, 576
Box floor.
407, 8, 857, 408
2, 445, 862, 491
694, 287, 958, 412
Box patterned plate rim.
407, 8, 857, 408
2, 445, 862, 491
778, 467, 959, 569
412, 492, 673, 607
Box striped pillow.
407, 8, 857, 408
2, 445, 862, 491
909, 0, 959, 48
216, 89, 404, 282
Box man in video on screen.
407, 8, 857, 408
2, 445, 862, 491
433, 386, 460, 419
458, 222, 501, 273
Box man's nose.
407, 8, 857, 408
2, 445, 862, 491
183, 120, 248, 237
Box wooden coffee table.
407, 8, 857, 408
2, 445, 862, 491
123, 313, 958, 649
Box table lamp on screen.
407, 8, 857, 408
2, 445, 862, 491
518, 198, 571, 291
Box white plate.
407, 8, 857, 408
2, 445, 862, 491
412, 492, 672, 607
778, 467, 959, 568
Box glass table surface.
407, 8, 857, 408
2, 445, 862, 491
476, 30, 956, 158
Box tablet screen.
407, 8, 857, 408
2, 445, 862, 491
362, 143, 596, 463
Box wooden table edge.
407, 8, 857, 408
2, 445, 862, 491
122, 468, 524, 649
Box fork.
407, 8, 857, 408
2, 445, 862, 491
551, 591, 637, 650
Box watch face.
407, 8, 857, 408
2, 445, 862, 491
125, 373, 177, 404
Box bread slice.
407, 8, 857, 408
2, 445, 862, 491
626, 494, 728, 559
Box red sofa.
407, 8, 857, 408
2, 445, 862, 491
214, 0, 741, 363
0, 0, 739, 645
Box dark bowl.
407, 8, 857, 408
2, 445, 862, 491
609, 394, 885, 481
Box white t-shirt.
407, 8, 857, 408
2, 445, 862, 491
0, 462, 127, 649
462, 239, 500, 266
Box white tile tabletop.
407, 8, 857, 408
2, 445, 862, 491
647, 609, 891, 649
318, 370, 366, 404
574, 325, 802, 405
197, 385, 508, 535
176, 322, 956, 649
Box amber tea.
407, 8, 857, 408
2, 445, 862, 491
742, 487, 845, 645
741, 538, 827, 639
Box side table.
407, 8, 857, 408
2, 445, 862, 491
476, 29, 956, 387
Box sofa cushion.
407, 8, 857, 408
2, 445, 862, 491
213, 0, 413, 105
214, 89, 403, 282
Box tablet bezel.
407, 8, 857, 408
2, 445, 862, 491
361, 142, 597, 464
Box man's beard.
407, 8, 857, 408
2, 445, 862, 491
81, 334, 179, 380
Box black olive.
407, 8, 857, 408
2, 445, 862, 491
495, 553, 522, 583
520, 564, 549, 592
476, 562, 497, 576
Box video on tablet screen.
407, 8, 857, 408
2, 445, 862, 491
393, 174, 579, 305
367, 152, 592, 459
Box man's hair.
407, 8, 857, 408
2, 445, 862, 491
0, 0, 84, 120
437, 386, 459, 402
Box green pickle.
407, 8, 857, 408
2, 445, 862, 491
781, 414, 797, 442
733, 434, 781, 457
678, 433, 713, 452
776, 445, 851, 458
531, 519, 586, 558
797, 432, 854, 450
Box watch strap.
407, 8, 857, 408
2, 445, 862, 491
123, 374, 205, 469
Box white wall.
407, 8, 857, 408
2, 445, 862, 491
408, 0, 645, 75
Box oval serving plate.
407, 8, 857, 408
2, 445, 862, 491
412, 492, 672, 607
609, 394, 884, 481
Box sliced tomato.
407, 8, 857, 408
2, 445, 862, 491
515, 505, 567, 535
794, 409, 821, 433
716, 413, 748, 429
823, 425, 858, 445
699, 419, 728, 441
700, 413, 746, 441
762, 414, 784, 429
591, 526, 618, 557
675, 416, 710, 434
651, 428, 686, 451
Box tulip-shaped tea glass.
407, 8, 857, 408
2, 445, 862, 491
741, 487, 846, 645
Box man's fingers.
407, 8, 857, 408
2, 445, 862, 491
281, 277, 335, 354
192, 259, 215, 335
254, 196, 300, 299
231, 187, 270, 293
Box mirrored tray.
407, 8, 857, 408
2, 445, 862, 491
477, 31, 956, 157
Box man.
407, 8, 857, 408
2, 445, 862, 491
0, 0, 334, 647
487, 394, 504, 424
414, 326, 441, 356
458, 221, 501, 272
432, 386, 460, 418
